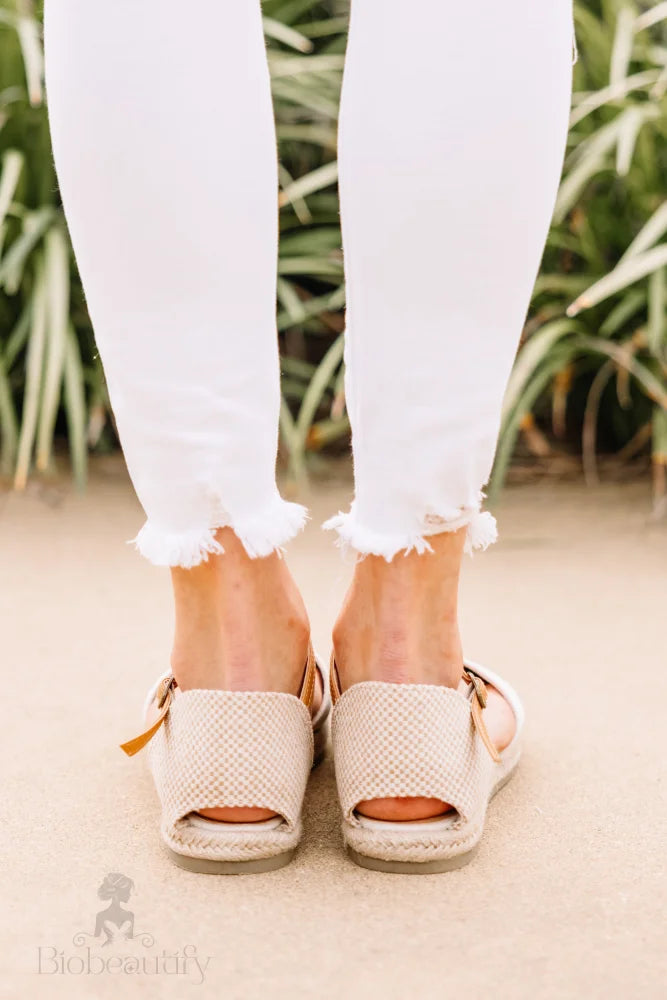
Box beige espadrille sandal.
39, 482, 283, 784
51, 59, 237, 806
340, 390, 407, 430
330, 658, 524, 874
120, 644, 330, 874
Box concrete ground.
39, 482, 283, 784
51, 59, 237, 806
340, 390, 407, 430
1, 457, 665, 999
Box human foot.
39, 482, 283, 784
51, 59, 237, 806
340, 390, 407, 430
332, 527, 516, 822
167, 527, 321, 823
132, 641, 325, 875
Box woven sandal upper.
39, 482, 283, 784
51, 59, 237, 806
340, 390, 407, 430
148, 689, 314, 831
332, 681, 496, 826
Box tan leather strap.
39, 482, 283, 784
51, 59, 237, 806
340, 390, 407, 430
120, 675, 175, 757
463, 667, 501, 763
329, 651, 342, 704
299, 642, 317, 710
120, 642, 317, 757
330, 655, 500, 764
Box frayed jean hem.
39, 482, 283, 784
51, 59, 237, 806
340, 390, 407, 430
322, 505, 498, 561
130, 498, 308, 568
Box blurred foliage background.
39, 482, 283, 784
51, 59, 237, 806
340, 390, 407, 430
0, 0, 665, 511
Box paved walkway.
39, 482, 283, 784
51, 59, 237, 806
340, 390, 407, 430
1, 459, 665, 998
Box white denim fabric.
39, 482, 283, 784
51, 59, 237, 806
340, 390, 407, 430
44, 0, 573, 567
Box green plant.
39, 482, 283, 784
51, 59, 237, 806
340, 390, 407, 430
265, 0, 348, 481
0, 0, 665, 508
493, 0, 667, 511
0, 0, 91, 486
0, 0, 348, 488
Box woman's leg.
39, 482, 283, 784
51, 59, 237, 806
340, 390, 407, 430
45, 0, 301, 561
45, 1, 312, 819
330, 0, 573, 818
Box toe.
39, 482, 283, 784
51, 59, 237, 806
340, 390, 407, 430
355, 797, 453, 822
196, 806, 279, 823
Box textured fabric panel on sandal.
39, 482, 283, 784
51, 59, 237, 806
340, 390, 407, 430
148, 690, 314, 830
332, 682, 494, 824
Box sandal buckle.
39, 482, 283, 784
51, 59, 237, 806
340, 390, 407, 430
157, 675, 175, 709
464, 669, 488, 709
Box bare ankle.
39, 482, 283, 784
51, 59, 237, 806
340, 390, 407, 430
333, 528, 466, 690
170, 527, 310, 693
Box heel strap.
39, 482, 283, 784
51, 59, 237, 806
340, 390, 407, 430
120, 642, 318, 757
151, 690, 313, 831
330, 656, 500, 764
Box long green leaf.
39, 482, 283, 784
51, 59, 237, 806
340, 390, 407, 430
16, 13, 44, 107
0, 206, 56, 292
567, 246, 667, 316
636, 3, 667, 33
63, 323, 87, 489
0, 148, 23, 231
279, 161, 338, 206
569, 70, 660, 127
14, 260, 47, 490
276, 277, 308, 323
620, 201, 667, 260
616, 107, 647, 175
35, 225, 70, 471
277, 285, 345, 331
599, 289, 646, 335
491, 350, 574, 502
647, 267, 666, 356
0, 352, 18, 476
269, 54, 345, 77
277, 255, 343, 277
295, 332, 345, 446
571, 334, 667, 408
263, 16, 313, 53
610, 7, 636, 86
503, 320, 579, 420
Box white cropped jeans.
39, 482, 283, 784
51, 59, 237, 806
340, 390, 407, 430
44, 1, 573, 567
